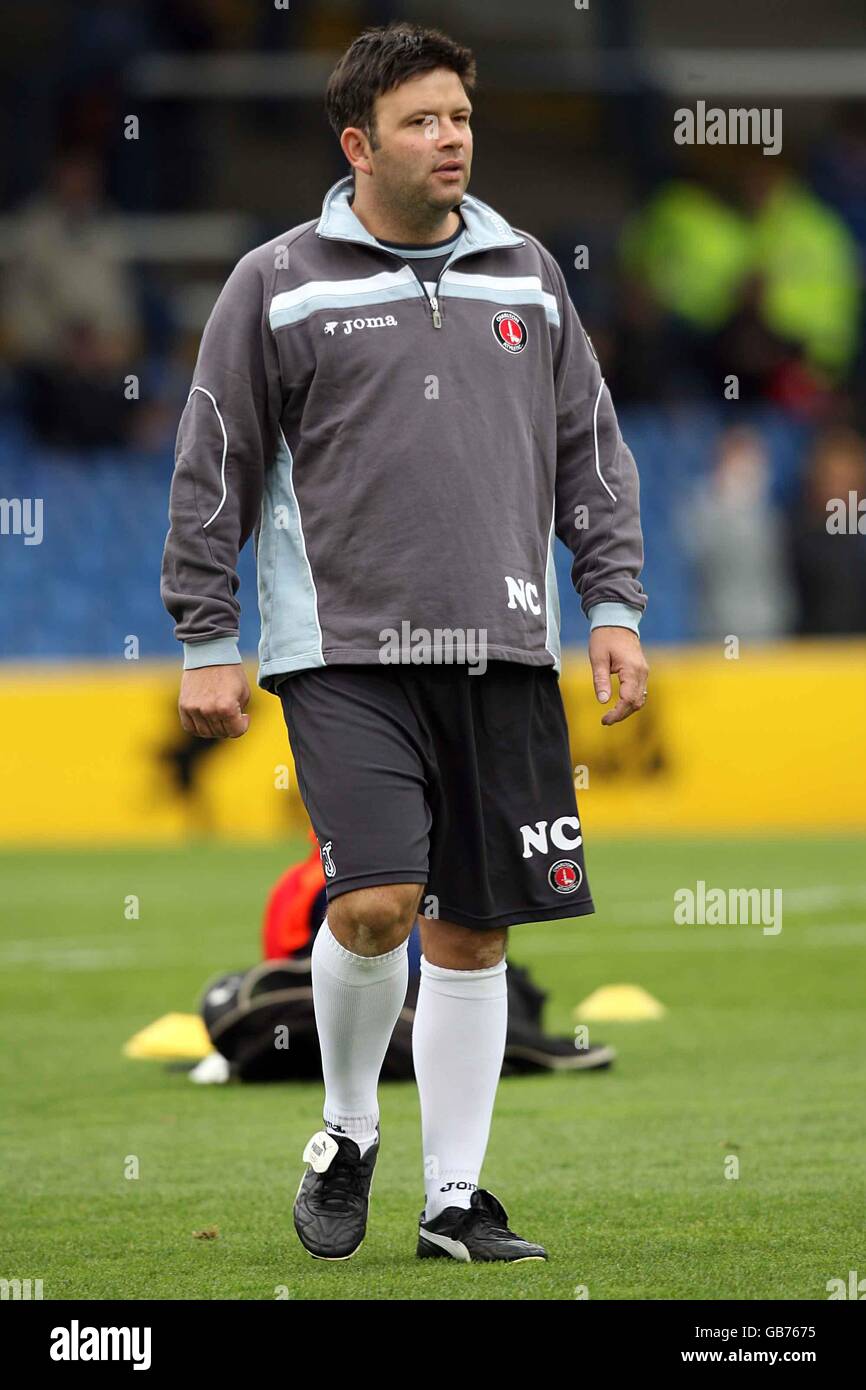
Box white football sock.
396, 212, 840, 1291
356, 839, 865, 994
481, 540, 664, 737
311, 918, 409, 1158
412, 954, 508, 1221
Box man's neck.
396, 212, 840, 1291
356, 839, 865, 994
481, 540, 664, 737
349, 190, 462, 247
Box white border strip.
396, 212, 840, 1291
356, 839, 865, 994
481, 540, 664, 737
278, 424, 324, 659
188, 385, 229, 529
270, 267, 416, 317
592, 379, 617, 503
443, 269, 559, 320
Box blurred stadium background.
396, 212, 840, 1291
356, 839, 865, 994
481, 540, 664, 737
0, 0, 864, 842
1, 0, 865, 1301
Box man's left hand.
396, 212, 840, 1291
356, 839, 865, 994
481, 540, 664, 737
588, 626, 649, 726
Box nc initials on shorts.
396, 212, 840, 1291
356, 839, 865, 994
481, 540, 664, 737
519, 815, 582, 860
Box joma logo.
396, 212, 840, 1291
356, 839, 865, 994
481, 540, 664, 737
323, 315, 398, 336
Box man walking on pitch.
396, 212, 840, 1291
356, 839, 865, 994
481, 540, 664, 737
161, 22, 649, 1263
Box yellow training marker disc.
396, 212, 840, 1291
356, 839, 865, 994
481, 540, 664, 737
123, 1012, 213, 1060
573, 984, 666, 1023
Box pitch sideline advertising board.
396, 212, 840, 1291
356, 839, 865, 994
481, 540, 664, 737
0, 640, 862, 844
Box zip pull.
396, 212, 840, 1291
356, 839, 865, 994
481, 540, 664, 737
429, 294, 442, 328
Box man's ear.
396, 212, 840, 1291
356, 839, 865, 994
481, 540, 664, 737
339, 127, 373, 178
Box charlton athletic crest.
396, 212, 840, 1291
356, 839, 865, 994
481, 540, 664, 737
492, 310, 528, 353
548, 859, 583, 894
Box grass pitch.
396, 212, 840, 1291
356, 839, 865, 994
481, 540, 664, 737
1, 835, 864, 1300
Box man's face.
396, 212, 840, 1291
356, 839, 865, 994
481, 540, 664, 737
360, 67, 473, 214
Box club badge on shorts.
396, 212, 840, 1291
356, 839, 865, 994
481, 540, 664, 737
492, 310, 528, 353
549, 859, 583, 894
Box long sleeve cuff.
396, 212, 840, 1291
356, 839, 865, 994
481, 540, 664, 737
587, 602, 643, 635
182, 637, 242, 669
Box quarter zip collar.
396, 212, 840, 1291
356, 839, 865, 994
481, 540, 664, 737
315, 174, 525, 260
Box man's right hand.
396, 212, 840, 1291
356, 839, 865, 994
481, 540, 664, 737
178, 664, 251, 739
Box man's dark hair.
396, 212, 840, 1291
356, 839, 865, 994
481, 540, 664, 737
325, 21, 476, 154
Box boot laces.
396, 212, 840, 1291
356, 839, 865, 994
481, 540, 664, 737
316, 1146, 367, 1208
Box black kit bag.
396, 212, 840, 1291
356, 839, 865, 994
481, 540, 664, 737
201, 960, 320, 1082
200, 956, 612, 1082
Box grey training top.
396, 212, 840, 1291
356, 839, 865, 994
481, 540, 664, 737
160, 175, 647, 692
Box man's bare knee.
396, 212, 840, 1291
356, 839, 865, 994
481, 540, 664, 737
327, 882, 423, 955
419, 918, 508, 969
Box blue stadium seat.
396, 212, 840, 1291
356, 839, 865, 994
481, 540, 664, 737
0, 408, 810, 660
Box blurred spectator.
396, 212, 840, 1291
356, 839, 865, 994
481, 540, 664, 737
1, 148, 141, 448
741, 161, 861, 384
680, 427, 796, 641
789, 427, 866, 635
619, 165, 861, 407
811, 104, 866, 271
619, 179, 751, 335
705, 274, 836, 419
604, 276, 690, 405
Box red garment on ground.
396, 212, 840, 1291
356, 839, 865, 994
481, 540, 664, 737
261, 831, 325, 959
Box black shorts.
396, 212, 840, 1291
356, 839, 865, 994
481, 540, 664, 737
277, 662, 594, 932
